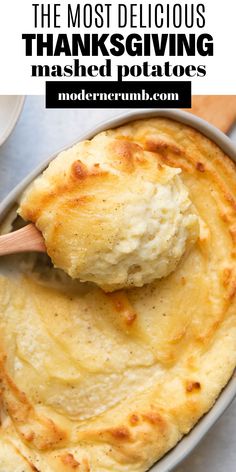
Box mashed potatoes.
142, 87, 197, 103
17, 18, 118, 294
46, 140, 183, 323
19, 133, 199, 291
1, 117, 236, 472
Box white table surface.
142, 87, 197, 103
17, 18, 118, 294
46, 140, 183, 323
0, 96, 236, 472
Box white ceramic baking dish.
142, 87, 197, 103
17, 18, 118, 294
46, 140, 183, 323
0, 109, 236, 471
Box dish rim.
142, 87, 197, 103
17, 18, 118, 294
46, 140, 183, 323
0, 108, 236, 472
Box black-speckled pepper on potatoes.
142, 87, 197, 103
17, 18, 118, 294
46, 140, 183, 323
0, 118, 236, 471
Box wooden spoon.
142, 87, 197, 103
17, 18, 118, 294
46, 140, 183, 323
0, 224, 46, 256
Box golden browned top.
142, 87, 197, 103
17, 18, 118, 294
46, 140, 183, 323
1, 117, 236, 471
18, 131, 199, 291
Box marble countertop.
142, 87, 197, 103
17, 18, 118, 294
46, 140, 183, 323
0, 96, 236, 471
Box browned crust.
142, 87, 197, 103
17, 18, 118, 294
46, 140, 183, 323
107, 291, 137, 328
0, 357, 67, 451
3, 116, 236, 471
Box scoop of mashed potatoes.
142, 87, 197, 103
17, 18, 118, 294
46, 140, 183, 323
18, 132, 199, 291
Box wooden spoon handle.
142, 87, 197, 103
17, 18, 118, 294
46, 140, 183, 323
0, 224, 46, 256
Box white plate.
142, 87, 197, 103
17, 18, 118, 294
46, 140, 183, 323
0, 95, 25, 147
0, 109, 236, 471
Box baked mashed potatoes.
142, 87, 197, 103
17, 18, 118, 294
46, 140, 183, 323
18, 133, 199, 291
0, 117, 236, 471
